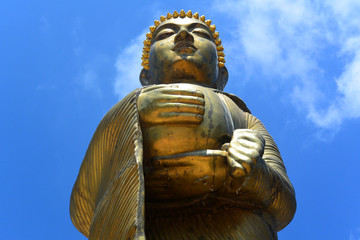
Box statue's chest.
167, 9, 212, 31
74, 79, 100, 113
141, 84, 235, 202
141, 84, 234, 159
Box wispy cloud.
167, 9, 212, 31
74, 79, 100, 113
114, 31, 145, 99
112, 1, 360, 137
350, 227, 360, 240
213, 0, 360, 136
78, 68, 102, 97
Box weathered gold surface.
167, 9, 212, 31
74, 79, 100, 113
139, 84, 233, 203
70, 91, 146, 239
142, 11, 224, 70
71, 10, 296, 240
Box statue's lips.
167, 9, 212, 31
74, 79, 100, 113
172, 41, 197, 54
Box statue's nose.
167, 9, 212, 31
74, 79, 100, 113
174, 30, 194, 43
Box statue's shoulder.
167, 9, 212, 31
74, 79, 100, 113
102, 88, 141, 121
88, 88, 141, 138
213, 89, 251, 114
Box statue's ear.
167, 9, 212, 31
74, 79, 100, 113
139, 68, 151, 86
217, 66, 228, 91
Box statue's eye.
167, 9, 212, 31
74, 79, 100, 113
155, 29, 175, 41
192, 29, 211, 40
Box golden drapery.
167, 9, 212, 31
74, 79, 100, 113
70, 87, 295, 240
70, 89, 145, 240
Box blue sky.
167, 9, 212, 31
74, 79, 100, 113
1, 0, 360, 239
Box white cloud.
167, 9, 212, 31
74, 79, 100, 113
114, 2, 360, 136
212, 0, 360, 134
81, 70, 97, 89
78, 68, 102, 97
114, 31, 145, 99
336, 38, 360, 119
350, 227, 360, 240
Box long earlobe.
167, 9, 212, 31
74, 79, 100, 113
217, 66, 229, 91
139, 68, 151, 86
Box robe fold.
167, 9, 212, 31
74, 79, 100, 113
70, 87, 296, 240
70, 89, 145, 240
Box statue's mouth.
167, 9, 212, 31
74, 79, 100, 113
172, 41, 197, 54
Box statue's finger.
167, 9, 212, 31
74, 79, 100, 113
162, 89, 204, 98
158, 95, 205, 105
233, 129, 265, 148
157, 103, 205, 115
228, 147, 253, 174
159, 112, 203, 124
230, 138, 262, 156
141, 84, 166, 93
228, 144, 257, 164
227, 156, 247, 178
221, 143, 230, 151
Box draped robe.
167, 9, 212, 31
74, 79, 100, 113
70, 87, 296, 240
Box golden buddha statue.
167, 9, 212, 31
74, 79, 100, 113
70, 10, 296, 240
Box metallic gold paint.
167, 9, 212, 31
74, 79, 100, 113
141, 10, 225, 70
70, 12, 296, 240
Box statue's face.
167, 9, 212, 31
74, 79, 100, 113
148, 18, 219, 88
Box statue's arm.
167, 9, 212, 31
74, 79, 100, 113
70, 89, 139, 237
70, 124, 106, 236
69, 106, 117, 237
227, 113, 296, 231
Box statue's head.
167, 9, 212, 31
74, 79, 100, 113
139, 10, 228, 90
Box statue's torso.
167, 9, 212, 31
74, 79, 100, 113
141, 84, 234, 203
142, 84, 234, 159
140, 84, 277, 239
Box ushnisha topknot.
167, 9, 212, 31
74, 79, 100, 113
141, 10, 225, 70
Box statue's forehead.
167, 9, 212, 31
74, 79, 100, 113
157, 18, 209, 30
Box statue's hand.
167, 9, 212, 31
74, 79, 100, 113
138, 85, 205, 127
224, 129, 266, 179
